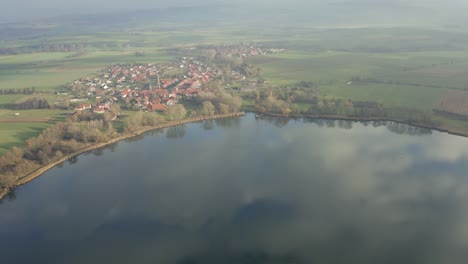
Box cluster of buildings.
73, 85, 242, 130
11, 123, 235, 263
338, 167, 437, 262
73, 101, 113, 115
216, 43, 285, 58
71, 63, 165, 92
65, 44, 284, 115
67, 57, 220, 113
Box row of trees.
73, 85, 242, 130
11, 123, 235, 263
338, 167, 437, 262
0, 119, 116, 190
299, 99, 434, 125
193, 91, 242, 115
249, 87, 436, 126
15, 97, 50, 110
247, 88, 294, 115
0, 41, 147, 55
350, 76, 458, 90
0, 87, 36, 95
1, 104, 193, 190
0, 44, 87, 55
123, 111, 167, 133
256, 93, 291, 116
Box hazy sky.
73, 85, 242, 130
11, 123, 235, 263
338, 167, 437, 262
2, 0, 467, 22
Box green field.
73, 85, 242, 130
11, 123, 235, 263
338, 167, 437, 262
0, 122, 50, 154
319, 83, 442, 110
249, 49, 468, 110
0, 109, 65, 155
0, 49, 172, 91
0, 109, 64, 120
0, 95, 25, 105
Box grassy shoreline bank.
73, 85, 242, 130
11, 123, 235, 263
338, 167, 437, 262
0, 113, 244, 201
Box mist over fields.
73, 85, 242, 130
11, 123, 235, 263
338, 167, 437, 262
1, 0, 468, 29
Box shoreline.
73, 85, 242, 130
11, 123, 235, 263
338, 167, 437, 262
0, 113, 244, 201
2, 111, 468, 201
258, 112, 468, 138
0, 189, 7, 201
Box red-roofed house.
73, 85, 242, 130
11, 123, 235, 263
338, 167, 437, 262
93, 107, 106, 114
147, 103, 167, 112
74, 103, 92, 111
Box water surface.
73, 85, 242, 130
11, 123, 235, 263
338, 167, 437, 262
1, 115, 468, 264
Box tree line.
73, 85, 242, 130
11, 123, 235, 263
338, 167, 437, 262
0, 87, 36, 95
190, 90, 242, 116
123, 111, 167, 133
0, 41, 153, 55
350, 76, 461, 90
0, 119, 117, 190
0, 43, 87, 55
15, 97, 50, 110
247, 87, 436, 126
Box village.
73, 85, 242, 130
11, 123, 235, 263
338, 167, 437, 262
68, 57, 213, 114
65, 44, 285, 116
214, 43, 285, 58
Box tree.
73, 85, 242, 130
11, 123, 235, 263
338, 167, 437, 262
216, 92, 242, 113
110, 104, 121, 115
142, 112, 164, 126
0, 147, 24, 169
165, 105, 187, 121
282, 107, 292, 116
201, 101, 216, 116
103, 112, 114, 123
218, 103, 230, 114
124, 112, 143, 133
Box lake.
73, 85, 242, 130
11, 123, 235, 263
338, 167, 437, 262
1, 114, 468, 264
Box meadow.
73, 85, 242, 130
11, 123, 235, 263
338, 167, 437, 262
0, 49, 172, 91
0, 122, 50, 154
249, 49, 468, 111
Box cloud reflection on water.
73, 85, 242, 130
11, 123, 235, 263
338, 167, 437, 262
1, 115, 468, 263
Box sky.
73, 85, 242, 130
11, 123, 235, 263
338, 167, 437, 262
1, 0, 467, 22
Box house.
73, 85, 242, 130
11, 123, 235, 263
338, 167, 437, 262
97, 103, 110, 110
186, 88, 199, 97
121, 89, 132, 98
74, 103, 92, 111
147, 103, 167, 112
93, 107, 106, 114
70, 98, 87, 102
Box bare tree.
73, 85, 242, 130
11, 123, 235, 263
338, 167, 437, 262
165, 105, 187, 121
201, 101, 216, 116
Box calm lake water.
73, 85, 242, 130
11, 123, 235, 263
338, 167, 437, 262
2, 114, 468, 264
